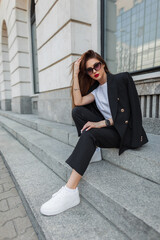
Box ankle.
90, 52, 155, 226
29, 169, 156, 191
65, 184, 77, 190
65, 185, 78, 193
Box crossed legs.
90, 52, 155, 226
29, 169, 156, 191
65, 106, 121, 186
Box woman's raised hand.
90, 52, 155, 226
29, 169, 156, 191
74, 57, 82, 76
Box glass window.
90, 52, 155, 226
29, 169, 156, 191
101, 0, 160, 73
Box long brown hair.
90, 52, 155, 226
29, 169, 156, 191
69, 49, 110, 109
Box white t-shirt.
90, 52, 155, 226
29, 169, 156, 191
91, 82, 112, 120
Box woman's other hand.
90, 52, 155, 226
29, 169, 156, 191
81, 118, 114, 132
81, 121, 105, 132
74, 57, 82, 76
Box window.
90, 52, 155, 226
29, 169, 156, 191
101, 0, 160, 73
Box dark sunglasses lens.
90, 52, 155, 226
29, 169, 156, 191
94, 62, 101, 71
86, 68, 93, 75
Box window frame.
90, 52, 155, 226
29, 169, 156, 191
30, 0, 39, 94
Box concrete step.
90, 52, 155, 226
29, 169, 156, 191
143, 117, 160, 135
0, 127, 128, 240
0, 110, 160, 185
0, 110, 75, 145
0, 115, 160, 239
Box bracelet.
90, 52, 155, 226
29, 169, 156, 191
74, 88, 80, 91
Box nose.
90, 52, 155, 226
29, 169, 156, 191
93, 68, 97, 73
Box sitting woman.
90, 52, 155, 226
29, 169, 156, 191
40, 49, 148, 216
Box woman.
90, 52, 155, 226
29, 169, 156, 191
40, 49, 148, 216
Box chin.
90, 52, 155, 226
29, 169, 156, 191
95, 76, 101, 81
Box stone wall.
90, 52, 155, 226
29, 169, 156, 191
0, 0, 33, 113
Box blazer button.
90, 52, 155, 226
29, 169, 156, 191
121, 108, 125, 112
117, 97, 119, 101
141, 136, 143, 142
125, 120, 128, 124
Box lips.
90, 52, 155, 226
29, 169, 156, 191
94, 74, 99, 78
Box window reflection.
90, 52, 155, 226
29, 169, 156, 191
102, 0, 160, 73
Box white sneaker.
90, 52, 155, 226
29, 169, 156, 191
40, 185, 80, 216
90, 147, 102, 163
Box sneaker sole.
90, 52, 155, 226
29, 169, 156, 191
40, 198, 81, 216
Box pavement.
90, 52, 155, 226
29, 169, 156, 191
0, 155, 38, 240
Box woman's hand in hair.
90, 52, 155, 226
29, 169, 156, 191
74, 57, 82, 76
81, 120, 106, 133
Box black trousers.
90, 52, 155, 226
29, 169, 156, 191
65, 106, 121, 176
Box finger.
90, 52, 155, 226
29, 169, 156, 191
86, 126, 92, 131
81, 126, 85, 132
81, 128, 87, 133
81, 126, 87, 132
81, 122, 89, 130
85, 124, 93, 131
81, 123, 89, 132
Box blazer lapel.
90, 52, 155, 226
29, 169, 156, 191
107, 72, 118, 122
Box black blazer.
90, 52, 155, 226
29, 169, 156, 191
86, 71, 148, 155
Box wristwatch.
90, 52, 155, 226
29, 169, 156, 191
105, 119, 111, 127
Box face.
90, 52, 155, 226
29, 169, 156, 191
85, 58, 105, 80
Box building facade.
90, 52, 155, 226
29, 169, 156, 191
0, 0, 159, 127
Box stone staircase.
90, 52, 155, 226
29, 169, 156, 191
0, 109, 160, 240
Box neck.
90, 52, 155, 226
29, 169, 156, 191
98, 71, 107, 85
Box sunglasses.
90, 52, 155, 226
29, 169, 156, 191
85, 61, 102, 75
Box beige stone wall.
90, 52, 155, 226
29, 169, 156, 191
0, 0, 33, 112
36, 0, 100, 92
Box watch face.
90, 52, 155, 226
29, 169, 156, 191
105, 119, 109, 126
106, 119, 110, 126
